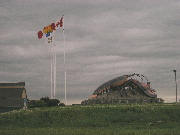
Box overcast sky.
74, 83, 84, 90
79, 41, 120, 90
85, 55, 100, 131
0, 0, 180, 104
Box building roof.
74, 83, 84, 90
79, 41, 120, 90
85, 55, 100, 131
95, 75, 127, 92
93, 74, 157, 98
0, 82, 25, 87
93, 75, 128, 94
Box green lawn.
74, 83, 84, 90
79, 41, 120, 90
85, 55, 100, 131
0, 104, 180, 135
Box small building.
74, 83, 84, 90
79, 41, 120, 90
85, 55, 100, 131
82, 73, 163, 105
0, 82, 27, 111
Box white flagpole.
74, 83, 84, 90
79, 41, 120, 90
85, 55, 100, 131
63, 15, 67, 105
47, 35, 53, 100
52, 38, 55, 99
54, 44, 56, 99
52, 34, 56, 99
50, 44, 53, 99
47, 37, 53, 99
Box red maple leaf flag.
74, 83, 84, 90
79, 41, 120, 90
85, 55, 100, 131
60, 16, 63, 27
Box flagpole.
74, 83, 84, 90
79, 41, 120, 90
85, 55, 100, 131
63, 15, 67, 105
51, 36, 55, 99
50, 44, 53, 99
52, 32, 56, 99
63, 29, 67, 105
54, 43, 56, 99
49, 37, 53, 99
52, 39, 55, 99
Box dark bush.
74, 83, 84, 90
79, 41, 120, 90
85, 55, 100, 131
47, 99, 60, 106
40, 96, 50, 103
28, 100, 47, 108
58, 103, 65, 106
29, 97, 61, 108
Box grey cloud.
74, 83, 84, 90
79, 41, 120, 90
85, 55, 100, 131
0, 0, 180, 104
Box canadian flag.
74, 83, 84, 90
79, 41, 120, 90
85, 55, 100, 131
60, 16, 63, 27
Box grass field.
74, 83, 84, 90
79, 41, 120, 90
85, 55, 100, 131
0, 104, 180, 135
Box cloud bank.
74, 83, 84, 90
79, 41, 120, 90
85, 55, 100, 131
0, 0, 180, 104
